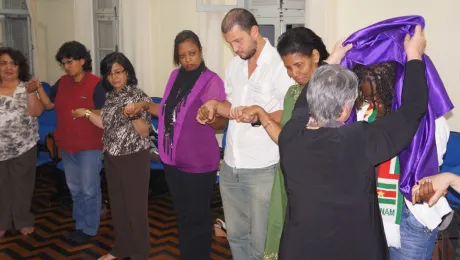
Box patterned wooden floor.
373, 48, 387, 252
0, 165, 232, 260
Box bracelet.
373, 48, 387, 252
128, 115, 141, 121
263, 120, 273, 128
84, 108, 92, 118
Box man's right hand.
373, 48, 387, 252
197, 100, 218, 124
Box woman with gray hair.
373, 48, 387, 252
274, 26, 427, 259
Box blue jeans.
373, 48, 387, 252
219, 161, 276, 260
389, 206, 438, 260
60, 149, 102, 236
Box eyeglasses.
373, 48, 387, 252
60, 59, 74, 67
107, 69, 125, 77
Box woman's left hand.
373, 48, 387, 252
25, 79, 40, 93
72, 108, 87, 119
412, 174, 450, 206
241, 105, 262, 118
325, 39, 353, 65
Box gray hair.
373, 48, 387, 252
306, 64, 358, 126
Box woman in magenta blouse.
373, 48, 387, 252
125, 30, 227, 260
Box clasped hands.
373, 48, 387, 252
196, 100, 262, 124
71, 103, 144, 120
123, 103, 145, 120
411, 175, 449, 207
228, 105, 263, 123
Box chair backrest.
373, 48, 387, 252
222, 124, 228, 149
151, 97, 161, 129
442, 132, 460, 168
440, 132, 460, 208
37, 82, 57, 145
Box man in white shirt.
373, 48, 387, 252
197, 8, 293, 260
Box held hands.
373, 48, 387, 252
228, 105, 262, 123
71, 108, 87, 119
325, 39, 353, 65
25, 79, 41, 93
124, 102, 144, 117
411, 173, 451, 207
197, 100, 218, 124
404, 25, 426, 61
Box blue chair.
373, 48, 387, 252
440, 132, 460, 208
150, 97, 164, 171
216, 124, 228, 183
36, 82, 56, 166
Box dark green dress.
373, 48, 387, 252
263, 84, 302, 260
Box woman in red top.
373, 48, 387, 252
34, 41, 107, 244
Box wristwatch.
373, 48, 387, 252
84, 108, 92, 118
251, 119, 262, 127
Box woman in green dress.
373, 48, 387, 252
240, 27, 352, 260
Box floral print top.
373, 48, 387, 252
101, 84, 152, 156
0, 82, 39, 161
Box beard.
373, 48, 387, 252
240, 39, 257, 60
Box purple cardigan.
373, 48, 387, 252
158, 68, 226, 173
341, 16, 454, 200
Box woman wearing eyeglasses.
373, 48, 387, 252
33, 41, 107, 244
72, 52, 152, 260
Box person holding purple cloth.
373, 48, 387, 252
342, 16, 453, 260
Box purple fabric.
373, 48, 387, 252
341, 15, 454, 200
158, 69, 226, 173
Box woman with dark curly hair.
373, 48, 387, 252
0, 47, 44, 238
32, 41, 107, 244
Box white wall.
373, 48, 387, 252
150, 0, 234, 97
31, 0, 459, 132
305, 0, 460, 131
35, 0, 75, 84
150, 0, 200, 97
73, 0, 95, 73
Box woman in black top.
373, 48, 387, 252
277, 26, 427, 259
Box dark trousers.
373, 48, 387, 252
164, 164, 217, 260
0, 145, 37, 230
104, 149, 150, 260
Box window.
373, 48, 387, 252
196, 0, 245, 12
0, 0, 33, 71
196, 0, 305, 46
93, 0, 119, 76
256, 16, 305, 46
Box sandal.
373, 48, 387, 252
214, 218, 227, 237
98, 253, 117, 260
20, 227, 34, 235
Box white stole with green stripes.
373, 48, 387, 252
361, 104, 404, 248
